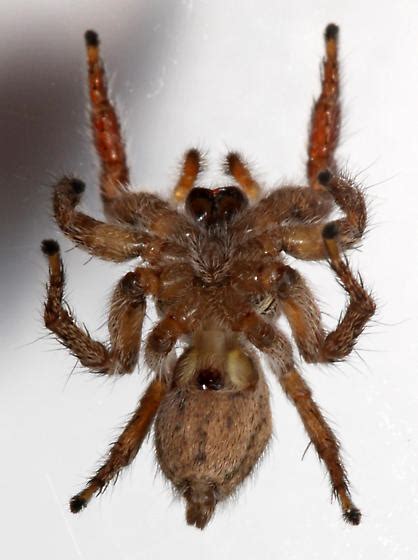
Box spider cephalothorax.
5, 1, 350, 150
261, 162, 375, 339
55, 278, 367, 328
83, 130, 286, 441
41, 24, 375, 529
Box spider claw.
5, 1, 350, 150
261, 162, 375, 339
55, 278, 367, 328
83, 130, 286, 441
41, 239, 60, 256
69, 494, 88, 514
68, 178, 85, 194
85, 29, 99, 47
325, 23, 339, 41
343, 507, 362, 526
54, 177, 85, 205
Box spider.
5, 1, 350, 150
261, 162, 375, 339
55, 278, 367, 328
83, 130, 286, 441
41, 24, 375, 529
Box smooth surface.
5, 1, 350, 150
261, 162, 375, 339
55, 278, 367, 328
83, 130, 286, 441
1, 1, 417, 558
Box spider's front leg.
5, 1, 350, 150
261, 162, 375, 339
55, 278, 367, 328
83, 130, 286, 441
85, 30, 130, 207
307, 23, 340, 189
41, 240, 158, 374
248, 23, 342, 231
85, 30, 191, 232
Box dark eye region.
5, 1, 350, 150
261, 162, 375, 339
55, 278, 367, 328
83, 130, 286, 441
186, 187, 248, 226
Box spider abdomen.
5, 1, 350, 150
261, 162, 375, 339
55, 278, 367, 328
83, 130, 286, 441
154, 375, 272, 529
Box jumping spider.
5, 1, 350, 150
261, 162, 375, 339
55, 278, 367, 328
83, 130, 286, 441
41, 24, 375, 529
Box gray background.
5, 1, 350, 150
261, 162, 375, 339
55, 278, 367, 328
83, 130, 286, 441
1, 0, 417, 558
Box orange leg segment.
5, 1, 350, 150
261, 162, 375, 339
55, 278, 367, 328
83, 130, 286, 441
280, 368, 361, 525
307, 24, 340, 189
70, 378, 167, 512
85, 30, 130, 204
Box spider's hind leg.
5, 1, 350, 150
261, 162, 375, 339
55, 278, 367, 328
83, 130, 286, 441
70, 378, 167, 513
279, 367, 361, 525
237, 314, 361, 525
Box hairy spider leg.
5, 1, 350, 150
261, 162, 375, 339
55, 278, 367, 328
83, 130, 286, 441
307, 23, 340, 189
276, 256, 375, 363
145, 314, 191, 375
53, 177, 140, 261
248, 185, 334, 233
41, 240, 161, 374
280, 171, 367, 259
269, 170, 374, 362
70, 378, 167, 513
172, 149, 203, 203
85, 31, 198, 230
236, 313, 361, 525
279, 367, 361, 525
224, 152, 261, 200
85, 30, 130, 208
52, 177, 172, 262
319, 227, 375, 360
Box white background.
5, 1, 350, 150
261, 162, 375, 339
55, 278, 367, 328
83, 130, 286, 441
1, 1, 418, 559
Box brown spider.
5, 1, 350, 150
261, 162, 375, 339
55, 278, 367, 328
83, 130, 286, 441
41, 24, 375, 529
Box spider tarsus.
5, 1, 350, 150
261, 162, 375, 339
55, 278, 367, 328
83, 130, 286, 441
317, 169, 333, 186
325, 23, 339, 41
322, 222, 339, 240
41, 239, 60, 256
68, 178, 86, 194
69, 494, 87, 514
85, 29, 99, 47
343, 507, 362, 526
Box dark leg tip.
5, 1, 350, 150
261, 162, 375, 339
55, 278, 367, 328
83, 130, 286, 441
85, 30, 99, 47
41, 239, 60, 256
317, 169, 333, 186
69, 178, 86, 194
322, 222, 339, 240
325, 23, 339, 41
69, 495, 87, 514
343, 507, 361, 526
